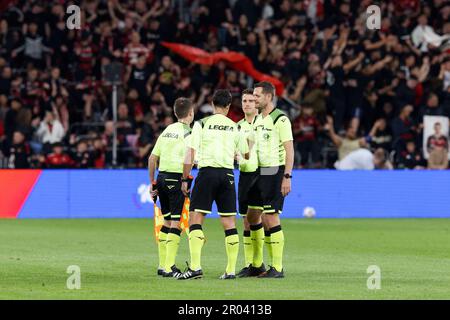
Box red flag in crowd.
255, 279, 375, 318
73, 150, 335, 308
161, 42, 285, 95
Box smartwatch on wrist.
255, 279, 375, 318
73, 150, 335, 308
284, 173, 292, 179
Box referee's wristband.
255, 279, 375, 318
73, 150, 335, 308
182, 175, 193, 183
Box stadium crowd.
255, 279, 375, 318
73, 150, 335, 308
0, 0, 449, 169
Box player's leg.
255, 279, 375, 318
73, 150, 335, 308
258, 167, 285, 278
219, 215, 239, 279
217, 169, 239, 279
158, 220, 170, 276
247, 208, 264, 271
240, 216, 253, 272
156, 175, 171, 276
262, 215, 273, 267
245, 176, 265, 275
260, 213, 284, 277
163, 176, 185, 277
163, 219, 182, 277
179, 169, 213, 280
185, 211, 206, 278
237, 173, 254, 275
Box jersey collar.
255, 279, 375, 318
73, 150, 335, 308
261, 106, 277, 119
178, 121, 191, 132
268, 107, 278, 115
245, 116, 257, 125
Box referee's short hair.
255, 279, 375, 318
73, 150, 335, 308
241, 88, 254, 96
174, 97, 193, 119
212, 89, 232, 108
254, 81, 275, 98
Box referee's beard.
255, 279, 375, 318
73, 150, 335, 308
256, 100, 271, 114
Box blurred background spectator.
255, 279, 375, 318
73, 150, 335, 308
0, 0, 449, 169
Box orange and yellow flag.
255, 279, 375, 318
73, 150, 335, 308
153, 204, 164, 243
180, 198, 190, 235
153, 197, 190, 242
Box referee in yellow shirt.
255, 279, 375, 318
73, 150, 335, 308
148, 97, 194, 278
247, 81, 294, 278
179, 90, 250, 280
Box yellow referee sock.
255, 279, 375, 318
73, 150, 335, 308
158, 226, 169, 270
250, 223, 264, 268
264, 230, 273, 266
225, 228, 239, 275
243, 230, 253, 267
164, 227, 181, 272
188, 224, 205, 271
270, 225, 284, 272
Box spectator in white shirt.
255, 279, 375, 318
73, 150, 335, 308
35, 111, 65, 152
411, 14, 438, 52
335, 148, 393, 170
335, 148, 374, 170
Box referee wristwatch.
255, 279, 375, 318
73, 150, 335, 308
283, 173, 292, 179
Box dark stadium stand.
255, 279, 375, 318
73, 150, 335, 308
0, 0, 449, 169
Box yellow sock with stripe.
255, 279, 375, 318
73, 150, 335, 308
270, 225, 284, 272
250, 223, 264, 268
158, 226, 169, 269
243, 230, 253, 267
164, 227, 181, 272
188, 224, 205, 271
264, 230, 273, 266
225, 228, 239, 275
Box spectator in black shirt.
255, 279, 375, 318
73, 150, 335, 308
72, 140, 93, 169
204, 0, 233, 28
116, 103, 135, 137
418, 93, 445, 121
4, 98, 22, 141
4, 131, 30, 169
391, 104, 419, 152
126, 54, 153, 104
140, 19, 161, 46
395, 75, 418, 109
0, 66, 12, 95
232, 0, 261, 27
397, 140, 425, 169
368, 118, 393, 151
326, 55, 346, 132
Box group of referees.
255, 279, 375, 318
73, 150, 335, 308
148, 81, 294, 280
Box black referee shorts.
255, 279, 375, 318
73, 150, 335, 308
247, 166, 286, 215
156, 172, 185, 221
189, 167, 237, 216
238, 170, 259, 216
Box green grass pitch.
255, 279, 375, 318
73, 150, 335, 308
1, 218, 450, 299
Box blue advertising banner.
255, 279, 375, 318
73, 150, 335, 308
14, 170, 450, 219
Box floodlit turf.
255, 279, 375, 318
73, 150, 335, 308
1, 218, 450, 299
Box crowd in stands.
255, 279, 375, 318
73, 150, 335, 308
0, 0, 449, 169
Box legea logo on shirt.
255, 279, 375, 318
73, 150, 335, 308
208, 125, 234, 131
162, 132, 179, 139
